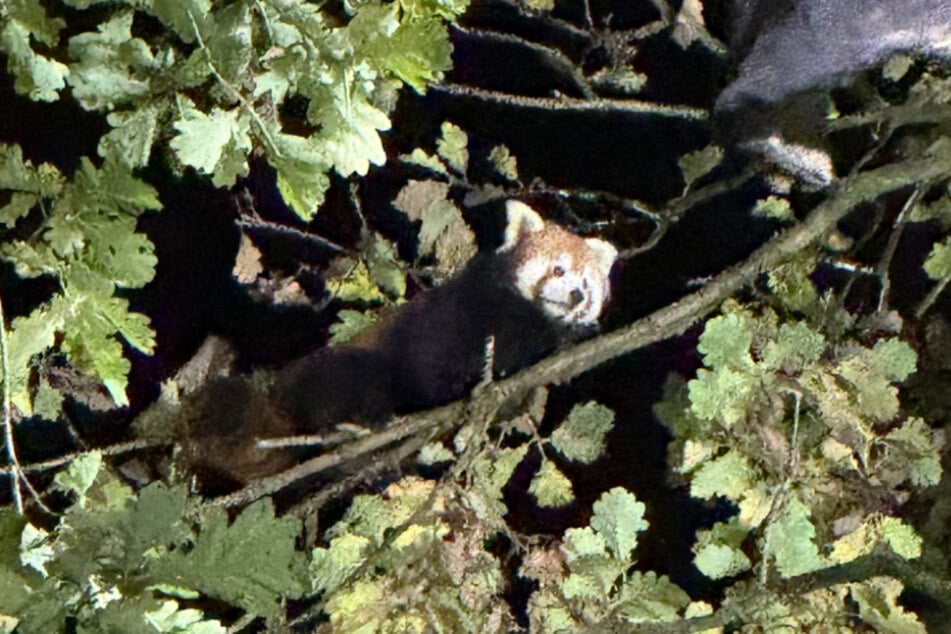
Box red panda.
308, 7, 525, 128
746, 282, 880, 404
177, 200, 617, 489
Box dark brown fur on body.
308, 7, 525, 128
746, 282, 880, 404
177, 202, 617, 491
272, 252, 579, 429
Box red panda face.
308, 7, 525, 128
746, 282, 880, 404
500, 201, 617, 326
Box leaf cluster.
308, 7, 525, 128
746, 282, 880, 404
525, 487, 702, 631
1, 452, 307, 632
0, 144, 159, 411
654, 297, 937, 629
310, 476, 512, 632
1, 0, 470, 218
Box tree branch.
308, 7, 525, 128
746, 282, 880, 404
213, 150, 951, 508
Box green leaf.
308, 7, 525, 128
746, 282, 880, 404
82, 214, 158, 288
561, 527, 619, 598
869, 338, 917, 383
470, 445, 529, 518
200, 2, 253, 82
767, 256, 819, 312
417, 441, 454, 465
5, 0, 65, 46
0, 20, 69, 101
53, 452, 103, 505
399, 149, 448, 174
310, 533, 371, 595
752, 195, 794, 222
329, 309, 379, 345
0, 192, 37, 228
66, 11, 154, 109
689, 450, 754, 501
5, 305, 63, 415
57, 285, 155, 405
355, 7, 453, 93
527, 592, 575, 633
830, 515, 923, 564
326, 261, 386, 304
688, 366, 759, 427
697, 313, 754, 369
32, 380, 63, 421
170, 99, 251, 187
761, 321, 825, 372
836, 356, 900, 422
66, 157, 161, 216
924, 237, 951, 280
271, 132, 332, 219
549, 401, 614, 463
99, 104, 165, 169
53, 482, 183, 586
910, 195, 951, 224
529, 460, 574, 508
850, 577, 926, 634
489, 145, 519, 181
0, 144, 41, 191
590, 487, 648, 563
415, 195, 461, 258
308, 81, 390, 177
329, 478, 437, 544
144, 600, 226, 634
400, 0, 471, 21
0, 241, 57, 278
616, 571, 690, 624
879, 517, 922, 560
678, 145, 723, 189
694, 542, 751, 580
154, 500, 306, 619
763, 496, 825, 578
876, 417, 941, 487
366, 238, 406, 299
436, 122, 468, 175
139, 0, 212, 44
694, 520, 751, 579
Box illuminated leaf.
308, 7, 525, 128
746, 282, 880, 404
529, 461, 574, 508
550, 401, 614, 463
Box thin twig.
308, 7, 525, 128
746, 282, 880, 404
496, 0, 592, 42
0, 294, 22, 513
236, 215, 346, 254
915, 271, 951, 318
0, 438, 163, 476
452, 25, 596, 99
875, 185, 925, 311
430, 83, 708, 119
256, 428, 367, 449
0, 296, 51, 514
186, 11, 281, 157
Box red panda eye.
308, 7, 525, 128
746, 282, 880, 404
552, 266, 565, 277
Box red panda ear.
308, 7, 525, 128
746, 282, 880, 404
585, 238, 619, 276
499, 200, 545, 252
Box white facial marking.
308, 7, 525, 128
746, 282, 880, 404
504, 200, 617, 327
515, 253, 608, 326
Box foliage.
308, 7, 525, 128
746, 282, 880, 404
0, 452, 306, 632
0, 145, 158, 410
2, 0, 951, 631
0, 0, 469, 218
654, 294, 937, 628
525, 487, 696, 630
311, 476, 512, 632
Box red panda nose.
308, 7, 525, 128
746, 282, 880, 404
569, 289, 585, 306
